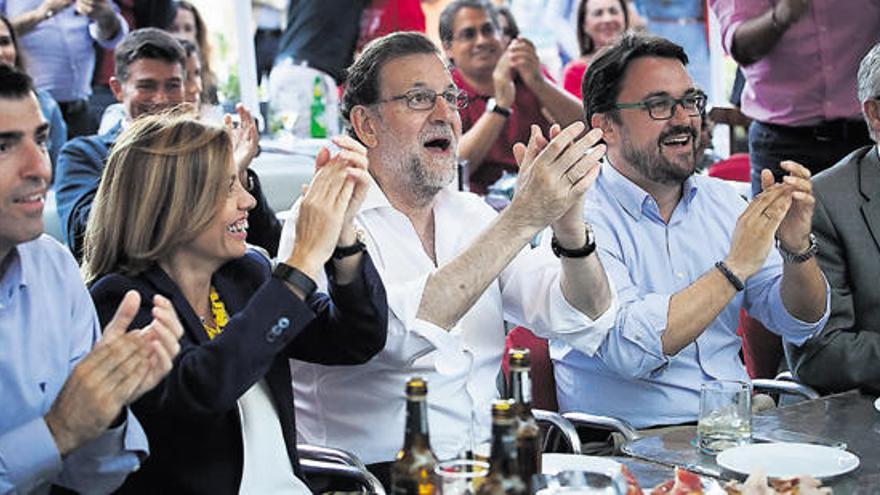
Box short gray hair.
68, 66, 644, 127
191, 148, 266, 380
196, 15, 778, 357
857, 42, 880, 104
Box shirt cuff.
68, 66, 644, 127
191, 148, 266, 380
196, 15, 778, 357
89, 11, 128, 49
385, 273, 466, 374
619, 293, 670, 360
409, 318, 468, 376
536, 277, 619, 357
0, 417, 63, 491
74, 408, 148, 462
770, 275, 831, 347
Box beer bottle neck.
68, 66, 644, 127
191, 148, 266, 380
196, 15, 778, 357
403, 398, 431, 449
488, 422, 518, 475
509, 368, 532, 410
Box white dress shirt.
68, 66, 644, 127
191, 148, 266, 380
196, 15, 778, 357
278, 177, 617, 464
237, 380, 310, 494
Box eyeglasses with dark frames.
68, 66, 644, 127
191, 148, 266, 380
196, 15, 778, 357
614, 91, 707, 121
376, 88, 469, 111
453, 22, 498, 42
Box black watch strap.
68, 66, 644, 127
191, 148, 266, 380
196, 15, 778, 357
273, 262, 317, 298
332, 230, 366, 259
551, 225, 596, 258
486, 98, 512, 118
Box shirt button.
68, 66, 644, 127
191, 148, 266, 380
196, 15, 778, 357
676, 272, 684, 279
278, 317, 289, 328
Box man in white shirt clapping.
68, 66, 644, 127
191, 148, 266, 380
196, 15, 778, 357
278, 31, 616, 487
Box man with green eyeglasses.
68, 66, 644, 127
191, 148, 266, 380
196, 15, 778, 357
551, 33, 830, 435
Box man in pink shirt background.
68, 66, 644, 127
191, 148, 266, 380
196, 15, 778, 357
711, 0, 880, 196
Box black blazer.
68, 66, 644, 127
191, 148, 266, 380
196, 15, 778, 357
90, 251, 387, 494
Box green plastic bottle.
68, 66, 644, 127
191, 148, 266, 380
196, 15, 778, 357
309, 75, 327, 138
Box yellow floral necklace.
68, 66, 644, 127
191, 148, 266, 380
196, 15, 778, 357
200, 286, 229, 340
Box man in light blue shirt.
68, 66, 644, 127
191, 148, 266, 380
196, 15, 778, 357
0, 65, 182, 494
1, 0, 127, 137
552, 33, 830, 429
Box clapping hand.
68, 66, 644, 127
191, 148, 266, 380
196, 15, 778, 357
286, 139, 369, 282
510, 122, 605, 233
492, 49, 516, 109
725, 182, 794, 281
225, 104, 260, 187
44, 291, 183, 456
507, 38, 544, 90
764, 160, 815, 254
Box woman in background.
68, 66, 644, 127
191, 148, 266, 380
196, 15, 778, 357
0, 15, 67, 171
83, 113, 387, 493
169, 1, 218, 104
562, 0, 629, 99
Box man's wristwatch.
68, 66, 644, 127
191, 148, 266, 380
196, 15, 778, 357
332, 229, 366, 259
486, 98, 512, 118
776, 233, 818, 264
551, 224, 596, 258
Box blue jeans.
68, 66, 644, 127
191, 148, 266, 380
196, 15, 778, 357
748, 120, 872, 197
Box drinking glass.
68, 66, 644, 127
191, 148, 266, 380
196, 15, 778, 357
696, 380, 752, 454
435, 459, 489, 494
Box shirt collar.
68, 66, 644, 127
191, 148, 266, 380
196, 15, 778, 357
601, 159, 700, 221
359, 172, 460, 214
0, 245, 26, 308
360, 173, 394, 212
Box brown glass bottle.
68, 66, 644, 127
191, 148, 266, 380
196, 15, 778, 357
476, 400, 529, 495
391, 377, 439, 495
508, 348, 541, 489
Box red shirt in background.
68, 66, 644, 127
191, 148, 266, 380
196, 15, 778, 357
357, 0, 426, 51
452, 67, 552, 195
562, 59, 587, 100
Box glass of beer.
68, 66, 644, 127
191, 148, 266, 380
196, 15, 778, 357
696, 380, 752, 455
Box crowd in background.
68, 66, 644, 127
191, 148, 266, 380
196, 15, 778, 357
3, 1, 880, 494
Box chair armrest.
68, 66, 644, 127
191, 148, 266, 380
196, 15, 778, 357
774, 371, 794, 381
297, 443, 367, 470
533, 409, 582, 455
752, 378, 820, 400
561, 412, 640, 443
299, 459, 386, 494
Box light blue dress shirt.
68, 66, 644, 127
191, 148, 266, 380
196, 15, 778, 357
0, 235, 147, 494
0, 1, 127, 102
552, 163, 830, 428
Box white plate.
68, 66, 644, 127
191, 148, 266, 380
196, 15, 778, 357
541, 453, 622, 477
716, 442, 859, 479
874, 396, 880, 412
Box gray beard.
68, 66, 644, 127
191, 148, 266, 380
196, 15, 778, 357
620, 133, 696, 186
401, 154, 455, 205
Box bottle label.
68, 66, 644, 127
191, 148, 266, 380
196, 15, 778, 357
521, 373, 532, 404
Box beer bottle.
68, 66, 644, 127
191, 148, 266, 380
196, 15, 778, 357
391, 377, 438, 495
476, 400, 528, 495
508, 348, 541, 489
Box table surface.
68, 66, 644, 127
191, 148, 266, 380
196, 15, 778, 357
620, 390, 880, 493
